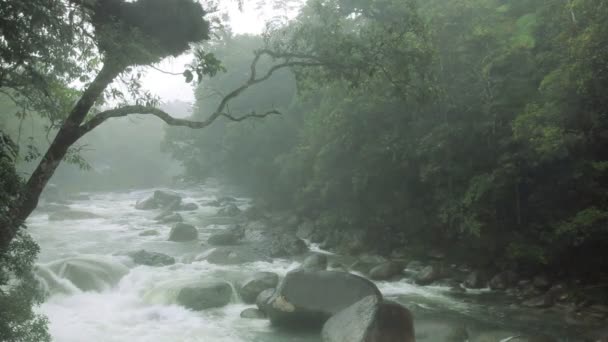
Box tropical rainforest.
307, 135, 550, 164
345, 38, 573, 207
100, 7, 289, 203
1, 0, 608, 341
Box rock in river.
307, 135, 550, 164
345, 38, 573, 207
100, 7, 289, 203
301, 254, 328, 271
168, 223, 198, 242
265, 269, 382, 329
368, 261, 403, 280
127, 250, 175, 266
240, 308, 266, 319
321, 295, 415, 342
207, 225, 244, 246
270, 235, 308, 257
176, 280, 233, 310
239, 272, 279, 303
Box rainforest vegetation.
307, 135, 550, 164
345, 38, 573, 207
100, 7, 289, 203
1, 0, 608, 341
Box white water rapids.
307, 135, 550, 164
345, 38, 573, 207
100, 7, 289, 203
27, 184, 586, 341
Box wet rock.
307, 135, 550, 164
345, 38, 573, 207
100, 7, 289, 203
256, 288, 275, 313
489, 271, 518, 290
415, 265, 442, 285
321, 296, 415, 342
328, 261, 348, 272
270, 235, 308, 257
350, 255, 388, 275
464, 271, 487, 289
296, 221, 316, 239
405, 260, 424, 271
179, 202, 198, 211
168, 223, 198, 242
204, 246, 269, 265
127, 250, 175, 266
176, 280, 232, 310
136, 196, 159, 210
265, 269, 382, 329
217, 203, 241, 216
48, 210, 101, 221
153, 190, 182, 207
507, 335, 557, 342
369, 262, 403, 280
301, 254, 328, 271
239, 272, 279, 303
208, 226, 244, 246
158, 212, 183, 224
138, 229, 159, 236
240, 308, 266, 319
533, 274, 551, 290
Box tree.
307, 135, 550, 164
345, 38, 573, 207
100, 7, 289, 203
0, 0, 322, 250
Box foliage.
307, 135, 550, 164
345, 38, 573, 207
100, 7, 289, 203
0, 131, 49, 342
168, 0, 608, 274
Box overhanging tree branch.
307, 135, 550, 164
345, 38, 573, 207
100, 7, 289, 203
79, 49, 323, 136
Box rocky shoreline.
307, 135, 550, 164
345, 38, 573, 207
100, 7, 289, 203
38, 188, 608, 341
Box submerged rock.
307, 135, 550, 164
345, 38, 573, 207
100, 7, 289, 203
158, 212, 183, 224
239, 272, 279, 303
45, 256, 129, 292
265, 269, 382, 329
217, 203, 241, 216
240, 308, 266, 319
207, 225, 244, 246
369, 262, 403, 280
128, 250, 175, 266
48, 210, 101, 221
179, 202, 199, 211
176, 280, 232, 310
139, 229, 159, 236
321, 296, 415, 342
415, 265, 442, 285
168, 223, 198, 242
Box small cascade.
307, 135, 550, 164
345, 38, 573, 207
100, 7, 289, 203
40, 255, 129, 293
34, 265, 81, 297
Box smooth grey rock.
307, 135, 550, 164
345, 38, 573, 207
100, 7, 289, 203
256, 288, 275, 314
369, 262, 403, 280
217, 203, 241, 216
415, 265, 442, 285
135, 196, 158, 210
127, 250, 175, 266
270, 235, 308, 257
207, 225, 244, 246
266, 270, 382, 329
239, 272, 279, 303
176, 280, 232, 310
301, 254, 328, 271
158, 212, 183, 224
240, 308, 266, 319
321, 296, 415, 342
168, 223, 198, 242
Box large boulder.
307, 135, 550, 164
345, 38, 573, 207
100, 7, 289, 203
176, 280, 232, 310
48, 210, 101, 221
207, 225, 244, 246
168, 223, 198, 242
239, 272, 279, 303
265, 270, 382, 329
301, 254, 328, 271
270, 235, 308, 257
369, 262, 403, 281
127, 250, 175, 266
321, 296, 415, 342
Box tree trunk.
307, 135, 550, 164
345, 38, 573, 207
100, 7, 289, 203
0, 60, 122, 250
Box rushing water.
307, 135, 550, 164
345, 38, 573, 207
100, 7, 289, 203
28, 184, 592, 341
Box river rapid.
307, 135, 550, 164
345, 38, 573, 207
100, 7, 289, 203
27, 183, 593, 342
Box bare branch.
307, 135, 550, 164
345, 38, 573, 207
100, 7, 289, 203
79, 48, 324, 136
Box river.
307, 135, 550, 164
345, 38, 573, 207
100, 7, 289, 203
27, 184, 593, 341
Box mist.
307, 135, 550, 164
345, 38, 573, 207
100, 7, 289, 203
1, 1, 607, 342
